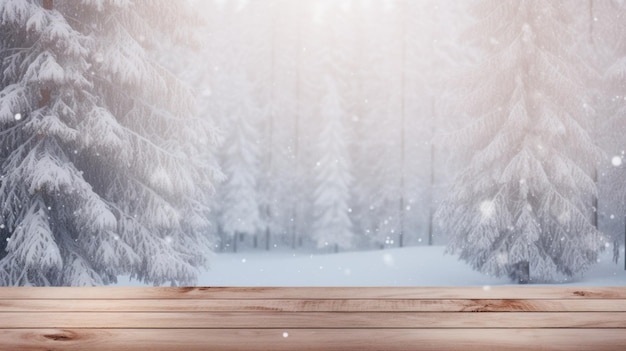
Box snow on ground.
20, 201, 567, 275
118, 245, 626, 286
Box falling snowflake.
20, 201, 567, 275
612, 156, 622, 167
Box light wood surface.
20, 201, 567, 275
0, 329, 625, 351
0, 287, 625, 350
1, 286, 626, 299
1, 298, 625, 312
1, 311, 626, 328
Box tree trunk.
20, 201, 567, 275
397, 0, 407, 248
264, 4, 276, 254
592, 168, 598, 228
217, 224, 225, 252
428, 98, 436, 246
512, 261, 530, 284
39, 88, 51, 108
291, 2, 302, 251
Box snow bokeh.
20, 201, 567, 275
612, 156, 622, 167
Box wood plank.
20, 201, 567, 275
0, 328, 624, 351
1, 298, 626, 312
0, 311, 624, 328
0, 287, 624, 350
1, 287, 626, 299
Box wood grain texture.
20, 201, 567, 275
0, 311, 625, 328
0, 287, 625, 350
1, 286, 626, 299
1, 298, 625, 312
0, 329, 625, 351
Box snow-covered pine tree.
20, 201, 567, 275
437, 0, 605, 282
0, 0, 218, 286
312, 77, 354, 251
217, 70, 263, 252
348, 1, 405, 250
246, 0, 297, 251
303, 1, 356, 252
591, 0, 626, 263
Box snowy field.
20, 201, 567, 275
119, 246, 626, 286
